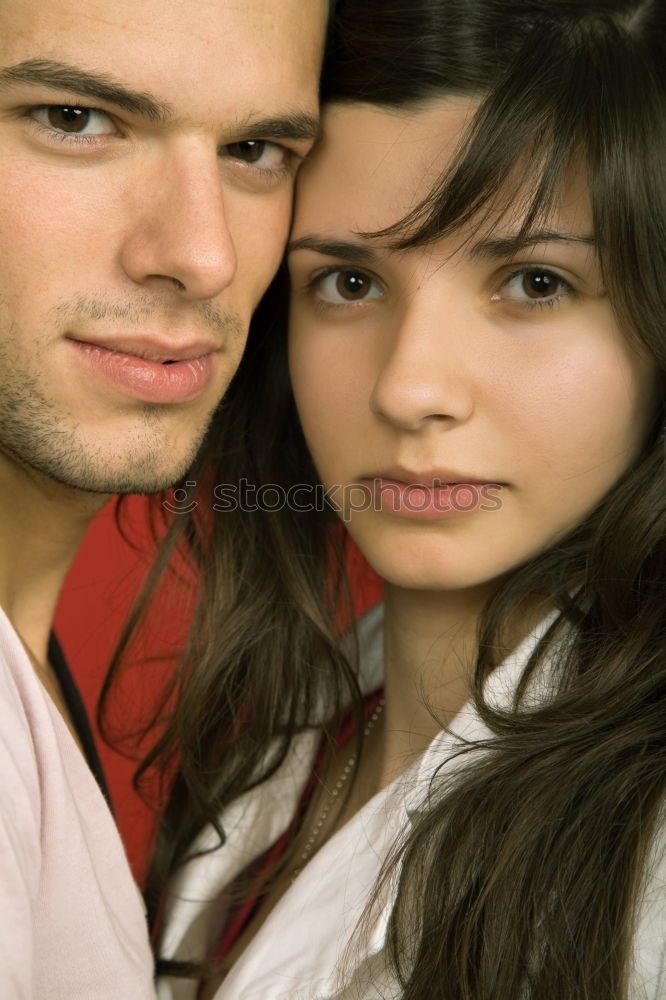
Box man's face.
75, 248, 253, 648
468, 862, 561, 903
0, 0, 325, 493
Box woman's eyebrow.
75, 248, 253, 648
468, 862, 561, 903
287, 236, 378, 264
287, 231, 597, 266
470, 230, 596, 259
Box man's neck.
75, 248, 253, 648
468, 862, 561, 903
0, 451, 109, 663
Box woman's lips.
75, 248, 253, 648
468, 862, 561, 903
363, 477, 503, 519
68, 339, 216, 404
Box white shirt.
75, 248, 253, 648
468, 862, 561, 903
158, 605, 665, 1000
0, 605, 156, 1000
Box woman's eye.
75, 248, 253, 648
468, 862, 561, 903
30, 105, 118, 137
313, 269, 384, 304
497, 268, 574, 307
223, 139, 291, 173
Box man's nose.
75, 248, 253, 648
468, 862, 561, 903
119, 143, 238, 301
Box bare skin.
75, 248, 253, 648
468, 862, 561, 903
0, 458, 100, 748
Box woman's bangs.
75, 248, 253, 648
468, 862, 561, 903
379, 11, 665, 379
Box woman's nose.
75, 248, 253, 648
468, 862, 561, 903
369, 291, 476, 431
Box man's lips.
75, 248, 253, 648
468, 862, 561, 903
67, 334, 219, 363
67, 336, 218, 404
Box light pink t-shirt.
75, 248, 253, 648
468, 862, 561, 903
0, 605, 156, 1000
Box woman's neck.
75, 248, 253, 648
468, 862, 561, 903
376, 582, 553, 785
377, 582, 499, 786
374, 584, 484, 786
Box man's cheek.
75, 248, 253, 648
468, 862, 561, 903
235, 196, 293, 297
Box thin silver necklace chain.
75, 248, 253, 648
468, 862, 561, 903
291, 697, 386, 883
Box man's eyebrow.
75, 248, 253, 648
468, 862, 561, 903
0, 59, 175, 124
470, 230, 596, 259
231, 113, 321, 144
287, 236, 377, 264
0, 59, 321, 142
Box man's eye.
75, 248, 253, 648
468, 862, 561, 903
223, 139, 290, 173
312, 269, 384, 304
31, 105, 117, 137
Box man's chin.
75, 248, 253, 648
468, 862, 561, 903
53, 464, 197, 497
0, 443, 199, 498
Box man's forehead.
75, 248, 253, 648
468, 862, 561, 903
0, 0, 325, 125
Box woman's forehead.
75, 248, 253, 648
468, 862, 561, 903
293, 98, 593, 251
294, 99, 474, 234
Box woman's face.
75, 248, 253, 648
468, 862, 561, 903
288, 99, 658, 594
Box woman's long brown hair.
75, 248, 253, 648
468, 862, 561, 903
101, 1, 665, 996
